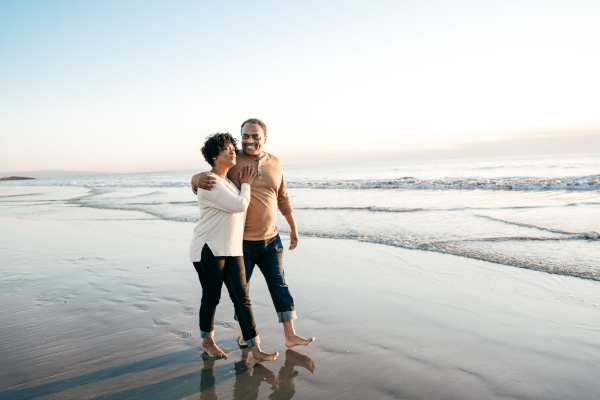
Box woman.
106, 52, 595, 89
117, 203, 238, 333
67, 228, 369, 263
190, 132, 278, 362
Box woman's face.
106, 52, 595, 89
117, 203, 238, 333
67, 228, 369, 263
214, 142, 237, 168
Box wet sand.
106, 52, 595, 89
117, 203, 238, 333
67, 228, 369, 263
1, 199, 600, 399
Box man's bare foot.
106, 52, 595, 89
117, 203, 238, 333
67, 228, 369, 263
285, 334, 316, 349
251, 348, 279, 362
202, 340, 228, 359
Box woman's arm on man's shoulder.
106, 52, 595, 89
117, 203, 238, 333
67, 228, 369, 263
200, 179, 251, 213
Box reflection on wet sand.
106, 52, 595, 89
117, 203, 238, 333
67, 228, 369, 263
201, 349, 316, 400
0, 345, 315, 400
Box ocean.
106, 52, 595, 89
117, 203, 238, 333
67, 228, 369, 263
2, 153, 599, 281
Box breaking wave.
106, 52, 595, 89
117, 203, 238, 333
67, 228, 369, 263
287, 175, 600, 191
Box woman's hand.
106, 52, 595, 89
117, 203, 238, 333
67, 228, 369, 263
239, 164, 257, 185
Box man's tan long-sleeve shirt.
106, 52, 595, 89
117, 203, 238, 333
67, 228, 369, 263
228, 151, 292, 241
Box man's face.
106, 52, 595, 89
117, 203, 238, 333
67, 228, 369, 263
241, 123, 266, 156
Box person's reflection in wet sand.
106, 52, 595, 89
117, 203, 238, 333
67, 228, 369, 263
233, 349, 277, 399
200, 359, 218, 400
269, 350, 316, 400
199, 349, 315, 399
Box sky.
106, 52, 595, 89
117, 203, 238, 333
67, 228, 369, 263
1, 0, 599, 172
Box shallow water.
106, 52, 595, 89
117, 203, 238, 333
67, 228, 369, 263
2, 154, 599, 280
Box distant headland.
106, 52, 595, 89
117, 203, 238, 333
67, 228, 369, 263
0, 176, 36, 181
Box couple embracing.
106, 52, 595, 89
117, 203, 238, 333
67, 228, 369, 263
189, 118, 314, 362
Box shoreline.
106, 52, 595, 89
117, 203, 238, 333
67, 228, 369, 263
13, 183, 597, 284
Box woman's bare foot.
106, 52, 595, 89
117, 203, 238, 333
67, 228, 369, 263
251, 346, 279, 362
202, 338, 228, 359
236, 335, 249, 349
285, 334, 316, 349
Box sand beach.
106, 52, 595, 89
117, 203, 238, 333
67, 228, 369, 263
1, 185, 600, 400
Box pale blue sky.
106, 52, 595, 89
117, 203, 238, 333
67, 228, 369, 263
2, 0, 599, 172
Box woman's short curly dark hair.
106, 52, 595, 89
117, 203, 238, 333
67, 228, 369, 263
201, 132, 238, 167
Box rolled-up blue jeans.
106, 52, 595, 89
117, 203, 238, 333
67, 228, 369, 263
242, 234, 297, 322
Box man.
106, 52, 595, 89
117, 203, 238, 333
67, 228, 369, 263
192, 118, 314, 348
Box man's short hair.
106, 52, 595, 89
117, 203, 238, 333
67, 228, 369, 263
201, 132, 238, 167
241, 118, 267, 137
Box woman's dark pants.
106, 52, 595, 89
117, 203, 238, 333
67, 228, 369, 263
193, 244, 259, 346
